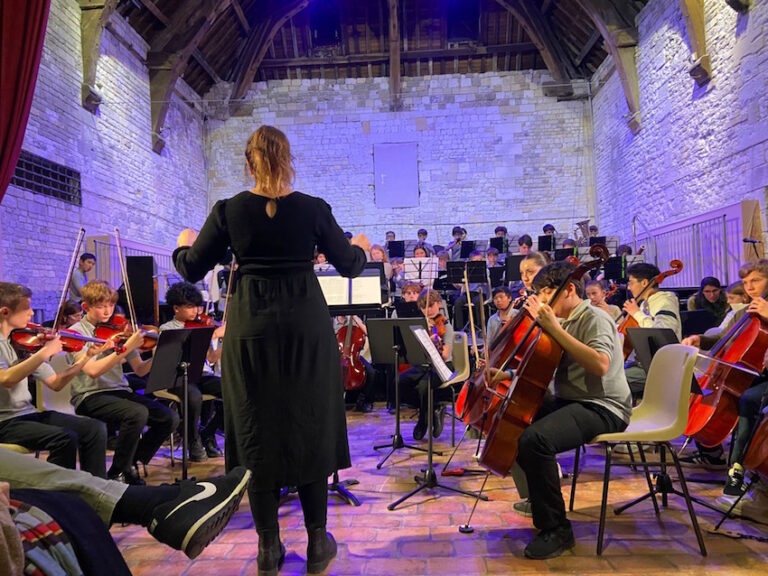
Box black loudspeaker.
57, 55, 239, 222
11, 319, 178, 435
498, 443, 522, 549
120, 256, 156, 325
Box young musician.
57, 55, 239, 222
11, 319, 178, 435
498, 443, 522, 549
703, 281, 749, 337
68, 280, 179, 485
589, 225, 599, 237
69, 253, 96, 302
621, 262, 681, 399
486, 247, 500, 268
398, 289, 453, 441
413, 244, 430, 258
585, 280, 621, 321
0, 282, 108, 477
486, 286, 514, 346
542, 224, 556, 236
518, 234, 533, 256
447, 226, 464, 260
333, 315, 376, 413
390, 257, 406, 297
174, 125, 369, 574
495, 226, 508, 238
416, 229, 433, 253
385, 231, 396, 243
158, 282, 226, 460
515, 261, 631, 559
683, 260, 768, 491
520, 252, 549, 294
452, 250, 486, 331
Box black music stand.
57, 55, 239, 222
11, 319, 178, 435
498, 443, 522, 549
603, 256, 627, 283
505, 254, 524, 284
146, 327, 214, 481
489, 237, 508, 254
459, 240, 477, 259
488, 266, 505, 288
537, 235, 555, 252
554, 248, 578, 262
589, 236, 607, 246
368, 318, 431, 469
387, 325, 486, 511
387, 240, 405, 259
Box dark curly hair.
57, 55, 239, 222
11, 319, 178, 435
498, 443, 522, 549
165, 282, 204, 307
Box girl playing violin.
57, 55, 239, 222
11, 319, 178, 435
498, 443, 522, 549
398, 289, 453, 441
158, 281, 226, 460
68, 280, 179, 485
0, 282, 110, 478
585, 280, 621, 321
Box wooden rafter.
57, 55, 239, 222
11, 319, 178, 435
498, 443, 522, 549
575, 28, 601, 67
388, 0, 401, 110
231, 0, 251, 34
678, 0, 711, 86
494, 0, 575, 86
78, 0, 119, 113
230, 0, 311, 103
147, 0, 230, 153
575, 0, 641, 133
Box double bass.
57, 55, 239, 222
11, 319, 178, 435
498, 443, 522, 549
338, 316, 366, 392
685, 289, 768, 447
478, 245, 609, 476
617, 260, 683, 359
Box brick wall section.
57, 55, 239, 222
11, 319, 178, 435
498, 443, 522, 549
592, 0, 768, 243
0, 0, 207, 317
205, 72, 593, 247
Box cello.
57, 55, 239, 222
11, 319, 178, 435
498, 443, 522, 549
684, 290, 768, 447
338, 316, 367, 392
478, 245, 609, 476
617, 260, 683, 359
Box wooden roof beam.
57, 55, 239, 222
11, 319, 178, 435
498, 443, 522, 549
231, 0, 251, 34
574, 28, 601, 67
78, 0, 119, 113
230, 0, 311, 104
495, 0, 576, 91
388, 0, 401, 111
575, 0, 641, 133
679, 0, 711, 86
147, 0, 230, 153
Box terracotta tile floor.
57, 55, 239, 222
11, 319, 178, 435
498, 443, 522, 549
116, 408, 768, 575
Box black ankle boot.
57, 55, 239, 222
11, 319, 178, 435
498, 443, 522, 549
306, 527, 337, 574
257, 530, 285, 576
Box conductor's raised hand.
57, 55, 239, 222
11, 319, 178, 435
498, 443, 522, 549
177, 228, 198, 248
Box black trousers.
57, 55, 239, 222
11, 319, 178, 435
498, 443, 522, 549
249, 477, 328, 534
76, 390, 179, 476
398, 362, 454, 423
732, 378, 768, 466
0, 410, 107, 477
516, 396, 626, 532
167, 374, 222, 443
452, 291, 482, 331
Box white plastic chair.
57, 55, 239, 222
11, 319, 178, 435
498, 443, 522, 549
439, 332, 470, 446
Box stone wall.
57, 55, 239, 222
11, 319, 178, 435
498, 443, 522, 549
205, 72, 593, 248
592, 0, 768, 243
0, 0, 207, 317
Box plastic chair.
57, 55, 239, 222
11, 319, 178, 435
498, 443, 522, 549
439, 332, 470, 446
569, 344, 706, 556
153, 388, 218, 467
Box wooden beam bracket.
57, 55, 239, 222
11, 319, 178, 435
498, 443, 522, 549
78, 0, 119, 113
679, 0, 711, 87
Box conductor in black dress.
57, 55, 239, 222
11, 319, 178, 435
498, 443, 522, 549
173, 125, 369, 575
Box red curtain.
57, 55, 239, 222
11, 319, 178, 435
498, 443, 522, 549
0, 0, 51, 204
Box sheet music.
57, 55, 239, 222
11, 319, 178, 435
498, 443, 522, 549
316, 275, 348, 306
410, 326, 454, 383
404, 256, 439, 282
351, 276, 382, 305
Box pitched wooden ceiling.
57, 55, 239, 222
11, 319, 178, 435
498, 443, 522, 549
116, 0, 647, 97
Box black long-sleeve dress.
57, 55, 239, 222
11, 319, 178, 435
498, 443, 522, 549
173, 191, 367, 491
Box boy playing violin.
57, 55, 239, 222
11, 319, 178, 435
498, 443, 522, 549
68, 280, 179, 484
513, 261, 631, 559
399, 289, 454, 441
0, 282, 108, 477
158, 282, 226, 460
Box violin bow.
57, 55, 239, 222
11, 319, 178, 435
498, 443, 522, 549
113, 228, 138, 332
463, 263, 481, 367
476, 283, 493, 391
52, 228, 86, 332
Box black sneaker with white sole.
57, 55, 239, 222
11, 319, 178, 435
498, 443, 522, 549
148, 466, 251, 558
723, 465, 746, 497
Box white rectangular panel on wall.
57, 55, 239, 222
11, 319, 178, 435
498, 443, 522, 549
373, 142, 419, 208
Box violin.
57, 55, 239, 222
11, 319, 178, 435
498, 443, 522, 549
10, 323, 107, 354
93, 313, 159, 353
617, 260, 683, 360
185, 313, 221, 329
430, 314, 447, 354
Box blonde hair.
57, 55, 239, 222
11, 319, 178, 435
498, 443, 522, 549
80, 280, 118, 306
244, 125, 295, 218
370, 244, 388, 262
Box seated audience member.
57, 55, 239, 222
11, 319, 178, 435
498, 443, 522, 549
687, 276, 729, 324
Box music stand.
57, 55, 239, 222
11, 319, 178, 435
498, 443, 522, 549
146, 326, 215, 480
387, 240, 405, 259
603, 256, 627, 282
459, 240, 477, 259
589, 236, 607, 246
489, 237, 508, 254
395, 300, 421, 319
537, 235, 555, 252
386, 325, 486, 511
505, 255, 524, 283
488, 267, 505, 288
403, 257, 438, 285
368, 318, 431, 469
554, 248, 577, 262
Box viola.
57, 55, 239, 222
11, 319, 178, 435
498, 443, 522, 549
430, 314, 447, 355
10, 323, 107, 354
94, 313, 159, 353
185, 313, 221, 329
685, 297, 768, 447
617, 260, 683, 360
478, 244, 610, 476
337, 316, 366, 392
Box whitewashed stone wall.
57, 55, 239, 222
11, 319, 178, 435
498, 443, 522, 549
593, 0, 768, 242
205, 72, 593, 248
0, 0, 207, 317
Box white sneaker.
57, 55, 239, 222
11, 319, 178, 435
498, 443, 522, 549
716, 481, 768, 525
